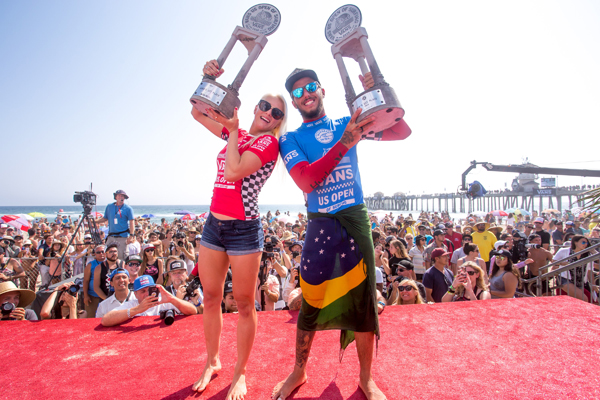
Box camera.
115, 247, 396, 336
177, 241, 184, 247
292, 251, 300, 258
73, 191, 97, 214
66, 278, 83, 297
1, 302, 15, 316
160, 309, 175, 325
185, 276, 202, 299
262, 242, 274, 260
526, 244, 541, 249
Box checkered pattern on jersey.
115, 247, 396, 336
241, 160, 276, 219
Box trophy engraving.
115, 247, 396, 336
325, 4, 404, 134
190, 4, 281, 119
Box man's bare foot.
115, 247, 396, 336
192, 358, 222, 392
271, 370, 307, 400
225, 372, 247, 400
359, 377, 386, 400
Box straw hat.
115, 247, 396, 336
0, 281, 36, 308
488, 224, 503, 236
281, 231, 296, 242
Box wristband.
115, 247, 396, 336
447, 285, 456, 294
127, 308, 132, 319
378, 301, 386, 308
194, 300, 202, 307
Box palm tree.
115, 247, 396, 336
578, 186, 600, 215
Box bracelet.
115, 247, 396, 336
127, 308, 131, 319
194, 300, 202, 307
378, 301, 386, 308
447, 286, 456, 294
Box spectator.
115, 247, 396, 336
257, 256, 280, 311
46, 240, 71, 284
442, 261, 491, 302
533, 217, 551, 250
450, 234, 473, 273
456, 243, 489, 283
140, 243, 164, 285
163, 257, 203, 314
552, 220, 564, 252
386, 239, 411, 277
471, 221, 497, 270
95, 189, 135, 260
18, 239, 38, 291
126, 235, 141, 257
0, 281, 37, 321
94, 243, 125, 302
83, 244, 106, 318
489, 250, 520, 299
388, 279, 425, 305
0, 245, 25, 285
408, 235, 427, 280
169, 232, 195, 274
424, 229, 449, 269
124, 254, 142, 285
552, 235, 594, 302
445, 222, 462, 258
96, 268, 134, 318
387, 264, 426, 304
423, 248, 454, 303
101, 275, 197, 327
40, 281, 80, 320
222, 281, 237, 313
1, 235, 19, 258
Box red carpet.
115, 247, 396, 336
2, 296, 600, 399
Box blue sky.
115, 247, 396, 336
1, 0, 599, 206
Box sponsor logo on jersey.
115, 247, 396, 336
315, 128, 334, 144
283, 150, 298, 163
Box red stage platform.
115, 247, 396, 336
2, 296, 600, 399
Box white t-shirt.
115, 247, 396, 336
409, 246, 427, 274
553, 247, 593, 282
113, 297, 179, 317
96, 290, 136, 318
375, 267, 383, 284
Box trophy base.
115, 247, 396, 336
352, 85, 405, 134
190, 78, 241, 120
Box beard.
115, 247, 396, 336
298, 97, 325, 120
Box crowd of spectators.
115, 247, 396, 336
1, 203, 599, 322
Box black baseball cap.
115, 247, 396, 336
224, 281, 233, 295
285, 68, 320, 93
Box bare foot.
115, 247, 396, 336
359, 377, 386, 400
192, 358, 222, 392
226, 372, 247, 400
271, 370, 307, 400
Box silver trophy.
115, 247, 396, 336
190, 4, 281, 119
325, 4, 404, 134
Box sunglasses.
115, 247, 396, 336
144, 248, 154, 252
292, 81, 319, 99
466, 270, 477, 276
398, 286, 414, 292
496, 256, 507, 261
579, 241, 588, 245
127, 262, 141, 267
258, 100, 284, 120
95, 250, 105, 254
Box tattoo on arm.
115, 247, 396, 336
295, 329, 316, 369
288, 293, 303, 311
340, 130, 356, 147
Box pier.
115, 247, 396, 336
364, 188, 589, 213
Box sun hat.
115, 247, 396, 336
0, 281, 36, 308
113, 189, 129, 199
281, 231, 295, 242
133, 275, 155, 291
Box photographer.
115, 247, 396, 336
44, 240, 71, 284
101, 275, 197, 327
96, 268, 134, 318
40, 281, 80, 320
168, 232, 195, 273
164, 257, 203, 314
0, 281, 37, 321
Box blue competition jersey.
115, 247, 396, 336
280, 115, 380, 214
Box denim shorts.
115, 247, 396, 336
200, 213, 264, 256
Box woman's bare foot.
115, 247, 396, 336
192, 358, 222, 392
359, 377, 386, 400
271, 370, 307, 400
226, 372, 247, 400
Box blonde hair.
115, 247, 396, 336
456, 261, 489, 297
392, 279, 424, 305
261, 93, 287, 140
390, 239, 409, 259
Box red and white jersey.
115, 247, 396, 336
210, 128, 279, 220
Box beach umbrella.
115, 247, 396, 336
174, 210, 192, 215
141, 214, 155, 219
17, 213, 34, 221
59, 209, 64, 212
28, 212, 46, 218
198, 212, 209, 219
181, 213, 196, 221
490, 210, 508, 217
1, 215, 32, 231
542, 209, 560, 214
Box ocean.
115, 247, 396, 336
0, 204, 471, 224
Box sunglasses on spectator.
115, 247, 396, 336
579, 240, 588, 245
95, 250, 105, 254
398, 286, 414, 292
144, 248, 154, 252
466, 270, 477, 276
496, 256, 507, 261
292, 81, 319, 99
127, 262, 141, 267
258, 100, 285, 120
463, 239, 472, 242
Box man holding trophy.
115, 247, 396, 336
272, 5, 411, 400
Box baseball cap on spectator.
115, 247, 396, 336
437, 224, 446, 230
84, 234, 92, 239
555, 220, 563, 225
494, 240, 507, 250
195, 234, 202, 240
534, 217, 544, 223
565, 221, 574, 226
109, 268, 129, 280
0, 223, 8, 228
445, 222, 454, 228
431, 248, 451, 261
385, 235, 395, 244
126, 254, 142, 264
224, 281, 233, 295
495, 249, 512, 259
133, 275, 155, 291
396, 259, 414, 270
433, 229, 445, 237
167, 260, 186, 273
106, 243, 118, 251
14, 235, 23, 240
142, 243, 155, 252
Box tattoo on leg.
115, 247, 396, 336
295, 330, 315, 369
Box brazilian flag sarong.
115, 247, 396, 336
299, 204, 380, 351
